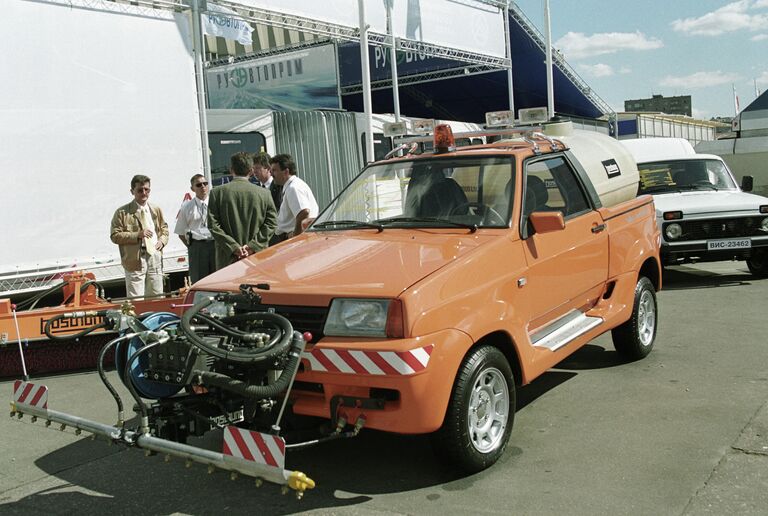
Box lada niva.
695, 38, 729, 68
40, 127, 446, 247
622, 137, 768, 276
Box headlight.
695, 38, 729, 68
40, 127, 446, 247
665, 223, 682, 240
324, 299, 391, 337
761, 217, 768, 232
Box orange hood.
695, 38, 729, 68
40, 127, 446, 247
194, 230, 494, 303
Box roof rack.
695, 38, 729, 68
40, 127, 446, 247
393, 126, 545, 145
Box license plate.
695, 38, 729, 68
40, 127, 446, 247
707, 238, 751, 250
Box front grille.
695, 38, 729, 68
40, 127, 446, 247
262, 304, 328, 343
666, 216, 767, 241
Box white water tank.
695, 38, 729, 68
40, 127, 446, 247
544, 122, 640, 207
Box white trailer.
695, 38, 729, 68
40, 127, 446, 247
0, 0, 205, 296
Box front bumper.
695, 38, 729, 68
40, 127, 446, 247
292, 328, 473, 434
661, 235, 768, 264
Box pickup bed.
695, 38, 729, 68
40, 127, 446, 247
192, 124, 662, 472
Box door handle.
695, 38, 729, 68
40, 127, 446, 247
591, 223, 606, 234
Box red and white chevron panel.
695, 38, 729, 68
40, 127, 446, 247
12, 380, 49, 410
222, 426, 285, 469
303, 344, 434, 375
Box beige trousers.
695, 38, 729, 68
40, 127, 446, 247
125, 252, 163, 299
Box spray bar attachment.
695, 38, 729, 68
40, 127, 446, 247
10, 379, 315, 497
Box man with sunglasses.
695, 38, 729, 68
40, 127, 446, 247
110, 174, 169, 298
174, 174, 215, 283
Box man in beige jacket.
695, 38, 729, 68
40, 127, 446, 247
110, 174, 169, 298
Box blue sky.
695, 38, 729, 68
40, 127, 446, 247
513, 0, 767, 118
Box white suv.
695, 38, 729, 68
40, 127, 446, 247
622, 138, 768, 277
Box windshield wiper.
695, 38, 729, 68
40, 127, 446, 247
375, 216, 478, 233
311, 220, 384, 232
677, 184, 719, 191
641, 185, 681, 194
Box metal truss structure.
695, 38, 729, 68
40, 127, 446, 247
212, 0, 510, 69
508, 2, 614, 118
340, 65, 500, 96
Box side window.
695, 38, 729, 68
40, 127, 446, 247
522, 156, 591, 236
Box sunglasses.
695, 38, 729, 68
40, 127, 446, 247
195, 182, 209, 188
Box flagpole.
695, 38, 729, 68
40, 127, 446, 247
359, 0, 374, 164
544, 0, 555, 120
191, 0, 212, 181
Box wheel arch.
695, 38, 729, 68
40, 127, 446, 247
639, 257, 661, 291
470, 330, 523, 387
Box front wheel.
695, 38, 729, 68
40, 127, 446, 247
746, 250, 768, 278
431, 346, 515, 473
611, 276, 657, 360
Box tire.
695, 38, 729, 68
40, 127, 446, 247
611, 276, 657, 360
431, 345, 515, 473
747, 250, 768, 278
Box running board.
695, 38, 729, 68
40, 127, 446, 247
531, 310, 603, 352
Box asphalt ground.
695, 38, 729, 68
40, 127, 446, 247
0, 261, 766, 515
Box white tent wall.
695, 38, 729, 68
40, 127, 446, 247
227, 0, 507, 59
0, 0, 203, 294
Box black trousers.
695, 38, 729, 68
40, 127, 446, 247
189, 239, 216, 284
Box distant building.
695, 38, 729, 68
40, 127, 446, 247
617, 112, 726, 144
710, 116, 734, 136
624, 94, 692, 117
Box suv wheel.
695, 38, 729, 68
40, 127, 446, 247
612, 276, 657, 360
431, 346, 515, 473
747, 250, 768, 278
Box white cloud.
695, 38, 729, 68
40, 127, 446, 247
619, 66, 632, 74
672, 1, 768, 36
752, 33, 768, 40
659, 71, 742, 89
554, 31, 663, 60
578, 63, 615, 77
757, 71, 768, 86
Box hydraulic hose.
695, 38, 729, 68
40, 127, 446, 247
44, 311, 110, 341
61, 280, 106, 305
97, 333, 137, 426
180, 296, 293, 364
195, 330, 306, 399
123, 337, 168, 433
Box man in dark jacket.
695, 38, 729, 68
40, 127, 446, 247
207, 152, 277, 270
251, 151, 282, 209
251, 151, 282, 246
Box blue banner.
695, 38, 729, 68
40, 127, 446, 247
338, 42, 465, 87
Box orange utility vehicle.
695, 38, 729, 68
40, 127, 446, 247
10, 117, 661, 497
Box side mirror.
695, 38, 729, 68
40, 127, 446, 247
529, 211, 565, 234
741, 175, 754, 192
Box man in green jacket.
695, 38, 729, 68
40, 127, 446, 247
208, 152, 277, 270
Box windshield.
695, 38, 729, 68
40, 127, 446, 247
311, 156, 515, 230
637, 158, 737, 194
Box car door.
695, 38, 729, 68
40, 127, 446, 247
518, 155, 609, 330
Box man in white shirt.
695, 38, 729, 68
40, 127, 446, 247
110, 174, 169, 298
269, 154, 319, 243
174, 174, 215, 284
